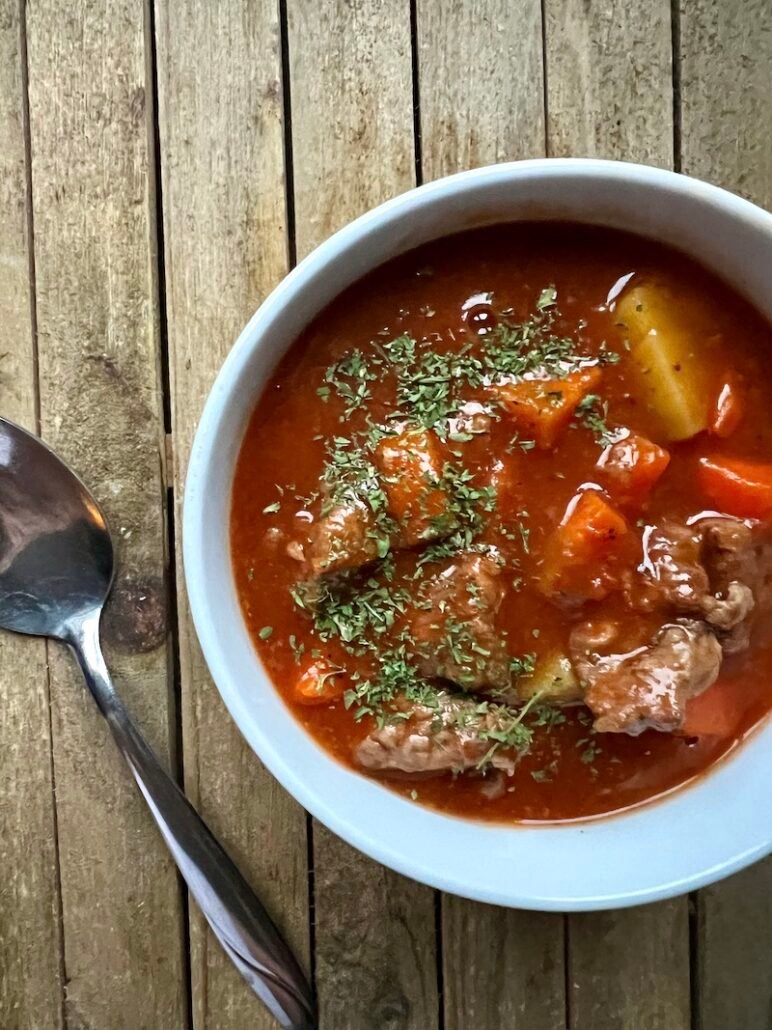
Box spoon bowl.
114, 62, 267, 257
0, 422, 112, 638
0, 417, 315, 1030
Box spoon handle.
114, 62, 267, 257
66, 611, 316, 1030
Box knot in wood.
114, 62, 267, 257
102, 572, 167, 653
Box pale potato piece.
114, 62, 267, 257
616, 282, 711, 441
517, 652, 583, 704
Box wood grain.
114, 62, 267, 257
415, 6, 568, 1027
442, 900, 565, 1030
679, 0, 772, 208
0, 2, 63, 1027
416, 0, 545, 180
545, 0, 673, 165
693, 861, 772, 1030
287, 3, 439, 1027
154, 2, 310, 1027
680, 6, 772, 1026
568, 902, 690, 1030
2, 2, 769, 1027
288, 0, 415, 260
24, 1, 186, 1026
544, 4, 691, 1028
313, 836, 439, 1030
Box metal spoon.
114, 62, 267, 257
0, 416, 315, 1030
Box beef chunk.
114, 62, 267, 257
570, 618, 722, 735
700, 519, 757, 631
628, 516, 772, 653
355, 692, 524, 776
295, 428, 457, 576
411, 552, 511, 692
631, 520, 709, 611
305, 500, 380, 576
373, 428, 453, 547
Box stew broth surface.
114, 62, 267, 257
231, 223, 772, 822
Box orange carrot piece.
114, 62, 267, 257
710, 374, 745, 438
597, 432, 670, 507
682, 682, 739, 738
374, 428, 450, 544
556, 491, 628, 554
539, 491, 628, 601
294, 659, 346, 706
494, 367, 602, 448
697, 455, 772, 520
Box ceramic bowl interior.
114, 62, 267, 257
184, 159, 772, 910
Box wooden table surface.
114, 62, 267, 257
2, 2, 771, 1028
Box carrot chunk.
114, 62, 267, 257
493, 367, 602, 449
681, 682, 739, 738
374, 428, 451, 545
710, 374, 745, 438
597, 432, 670, 507
294, 659, 346, 706
539, 491, 629, 602
697, 455, 772, 520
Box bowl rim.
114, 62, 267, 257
183, 158, 772, 910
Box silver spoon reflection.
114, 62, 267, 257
0, 417, 315, 1030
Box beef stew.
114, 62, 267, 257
231, 223, 772, 822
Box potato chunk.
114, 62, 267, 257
615, 282, 711, 441
307, 500, 379, 575
517, 652, 582, 704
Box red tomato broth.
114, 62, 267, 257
230, 223, 772, 822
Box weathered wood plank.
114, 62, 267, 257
544, 3, 690, 1027
568, 902, 690, 1029
415, 5, 566, 1027
0, 2, 37, 427
693, 861, 772, 1030
289, 0, 416, 260
545, 0, 673, 165
442, 901, 565, 1030
0, 2, 63, 1027
287, 3, 439, 1028
154, 2, 310, 1027
679, 0, 772, 208
25, 1, 186, 1026
680, 5, 772, 1026
313, 840, 439, 1030
416, 0, 545, 179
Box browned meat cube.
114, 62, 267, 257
355, 692, 525, 776
373, 428, 453, 546
570, 618, 722, 735
627, 519, 708, 612
305, 500, 380, 576
699, 518, 762, 643
626, 516, 772, 654
411, 552, 511, 692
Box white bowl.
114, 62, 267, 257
184, 159, 772, 910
